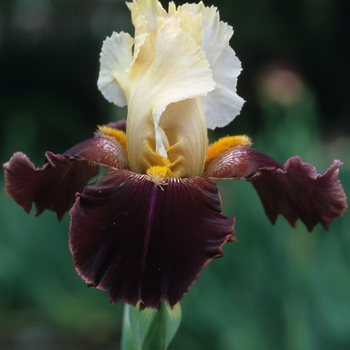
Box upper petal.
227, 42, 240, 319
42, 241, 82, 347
98, 0, 245, 175
205, 145, 347, 231
128, 0, 167, 32
97, 31, 134, 106
125, 0, 166, 78
69, 170, 235, 309
128, 97, 208, 178
125, 15, 214, 173
176, 2, 245, 128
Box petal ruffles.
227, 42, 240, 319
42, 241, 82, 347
69, 171, 235, 309
3, 128, 128, 220
205, 147, 347, 231
176, 2, 245, 128
252, 156, 347, 231
3, 151, 98, 220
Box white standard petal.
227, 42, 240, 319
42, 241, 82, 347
126, 16, 214, 174
127, 0, 167, 32
178, 2, 245, 129
160, 97, 208, 177
150, 17, 214, 156
127, 15, 215, 162
126, 0, 166, 66
97, 32, 134, 106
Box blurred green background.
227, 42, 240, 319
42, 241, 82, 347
1, 0, 349, 349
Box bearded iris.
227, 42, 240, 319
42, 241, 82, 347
3, 0, 347, 310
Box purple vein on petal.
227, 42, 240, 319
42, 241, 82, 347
140, 181, 158, 298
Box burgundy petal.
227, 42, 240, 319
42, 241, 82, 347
205, 147, 347, 231
69, 171, 235, 309
3, 130, 129, 219
252, 156, 347, 231
63, 133, 129, 170
3, 152, 98, 220
204, 146, 283, 179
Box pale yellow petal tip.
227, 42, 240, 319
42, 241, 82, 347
98, 125, 127, 151
206, 135, 252, 163
146, 165, 174, 185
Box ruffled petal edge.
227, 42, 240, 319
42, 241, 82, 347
204, 145, 347, 231
3, 124, 129, 219
69, 170, 235, 308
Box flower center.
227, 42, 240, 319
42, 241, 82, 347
146, 165, 174, 186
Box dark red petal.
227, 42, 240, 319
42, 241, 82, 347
69, 171, 235, 309
3, 131, 129, 219
204, 146, 283, 179
205, 147, 347, 231
252, 156, 347, 231
3, 151, 98, 220
63, 133, 129, 170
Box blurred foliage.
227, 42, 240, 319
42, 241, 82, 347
1, 0, 349, 349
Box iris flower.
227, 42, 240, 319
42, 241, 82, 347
4, 0, 347, 310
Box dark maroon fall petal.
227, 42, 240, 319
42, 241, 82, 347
69, 170, 235, 309
3, 131, 129, 219
204, 146, 284, 179
63, 133, 129, 170
205, 147, 347, 231
252, 156, 347, 231
3, 152, 98, 220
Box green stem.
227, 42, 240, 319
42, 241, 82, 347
121, 304, 138, 350
120, 302, 182, 350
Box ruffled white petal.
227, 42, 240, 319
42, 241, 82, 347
126, 0, 165, 65
127, 0, 167, 32
148, 17, 214, 156
97, 32, 134, 106
167, 3, 203, 45
98, 0, 245, 177
127, 17, 215, 174
126, 15, 214, 175
176, 2, 245, 129
203, 28, 245, 129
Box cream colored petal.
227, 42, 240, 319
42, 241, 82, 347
127, 97, 208, 178
167, 2, 176, 16
160, 97, 208, 177
177, 2, 245, 129
145, 16, 214, 103
150, 17, 214, 156
168, 5, 203, 45
126, 15, 215, 170
126, 0, 161, 66
127, 0, 167, 32
203, 80, 245, 129
97, 32, 134, 106
128, 24, 149, 70
202, 25, 244, 128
